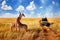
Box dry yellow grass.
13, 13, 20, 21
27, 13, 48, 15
0, 18, 60, 40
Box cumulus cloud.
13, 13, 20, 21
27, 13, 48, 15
0, 13, 19, 18
1, 0, 12, 10
16, 5, 24, 12
26, 1, 36, 11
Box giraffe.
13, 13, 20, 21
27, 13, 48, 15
11, 12, 27, 32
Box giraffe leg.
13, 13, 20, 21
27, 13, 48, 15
10, 26, 12, 31
16, 27, 17, 32
10, 23, 15, 32
19, 27, 20, 32
11, 26, 14, 32
24, 26, 27, 32
16, 27, 20, 32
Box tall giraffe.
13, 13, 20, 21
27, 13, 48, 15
11, 12, 27, 32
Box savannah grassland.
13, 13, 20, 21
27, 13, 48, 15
0, 18, 60, 40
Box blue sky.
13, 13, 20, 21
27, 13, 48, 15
0, 0, 60, 18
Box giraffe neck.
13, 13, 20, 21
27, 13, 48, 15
16, 16, 22, 25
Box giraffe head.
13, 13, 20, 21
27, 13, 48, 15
21, 13, 25, 17
19, 12, 25, 18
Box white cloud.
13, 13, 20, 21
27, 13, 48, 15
0, 13, 19, 18
26, 1, 36, 11
1, 0, 12, 10
52, 1, 55, 4
40, 6, 43, 9
16, 5, 24, 12
2, 0, 6, 5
